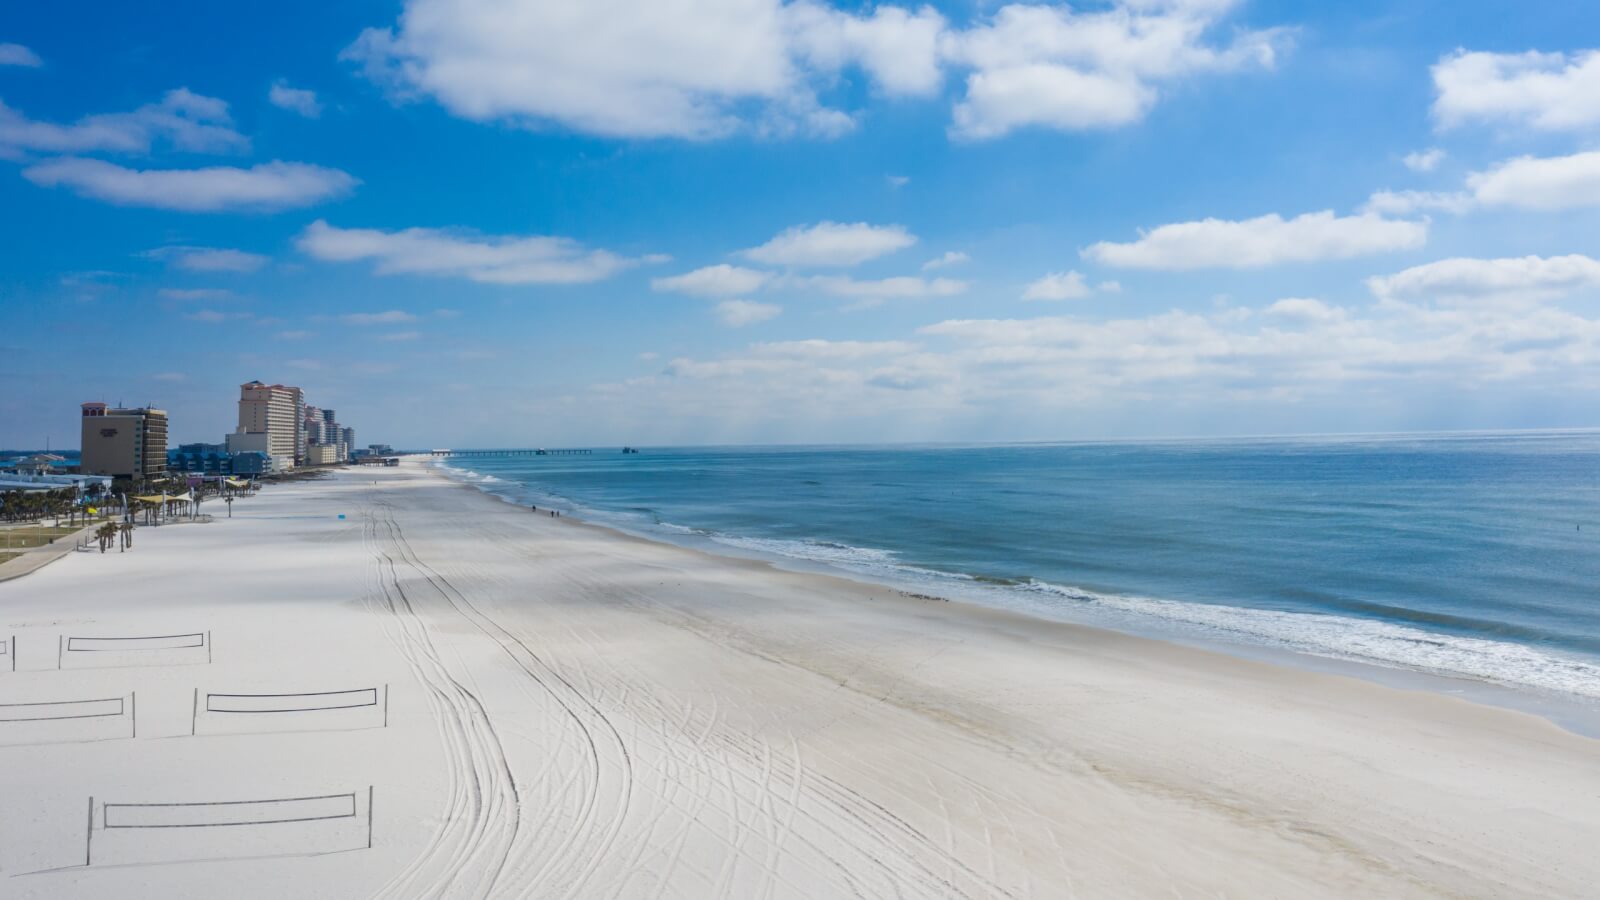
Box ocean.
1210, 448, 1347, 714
436, 432, 1600, 721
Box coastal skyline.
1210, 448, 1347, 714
6, 0, 1600, 448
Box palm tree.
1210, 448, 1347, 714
96, 522, 117, 553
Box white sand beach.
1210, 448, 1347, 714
1, 460, 1597, 899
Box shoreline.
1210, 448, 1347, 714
3, 460, 1598, 897
428, 458, 1600, 737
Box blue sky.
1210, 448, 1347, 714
3, 0, 1600, 448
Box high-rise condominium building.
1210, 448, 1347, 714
304, 405, 326, 446
237, 381, 303, 464
80, 403, 168, 479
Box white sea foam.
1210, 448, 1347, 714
705, 530, 1600, 700
1012, 581, 1600, 700
432, 460, 1600, 702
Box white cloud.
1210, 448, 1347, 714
158, 288, 235, 301
944, 2, 1289, 139
1022, 270, 1092, 301
147, 246, 270, 273
751, 338, 916, 359
1265, 297, 1345, 324
0, 43, 42, 67
799, 274, 967, 299
787, 3, 946, 96
886, 174, 910, 188
0, 89, 247, 156
921, 250, 968, 270
1433, 49, 1600, 132
1368, 255, 1600, 305
276, 330, 314, 340
952, 62, 1153, 137
1362, 189, 1473, 217
344, 0, 943, 140
1466, 150, 1600, 211
715, 299, 783, 326
345, 1, 1282, 142
743, 221, 915, 267
341, 310, 419, 325
186, 309, 246, 323
296, 220, 656, 284
23, 159, 356, 211
1084, 210, 1427, 269
653, 264, 773, 297
1402, 148, 1445, 172
269, 81, 323, 118
376, 330, 422, 341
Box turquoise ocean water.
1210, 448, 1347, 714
437, 432, 1600, 721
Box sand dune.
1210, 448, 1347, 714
1, 461, 1596, 898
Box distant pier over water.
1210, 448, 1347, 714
421, 448, 599, 457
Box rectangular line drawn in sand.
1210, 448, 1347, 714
59, 632, 211, 670
191, 686, 389, 735
82, 787, 373, 867
0, 694, 135, 745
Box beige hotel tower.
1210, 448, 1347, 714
236, 380, 304, 466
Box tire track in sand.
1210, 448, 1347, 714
363, 508, 521, 899
377, 503, 635, 900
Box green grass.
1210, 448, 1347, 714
0, 524, 88, 550
0, 551, 22, 565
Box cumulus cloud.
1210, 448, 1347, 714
297, 220, 658, 284
616, 297, 1600, 436
944, 1, 1290, 139
742, 221, 915, 267
1402, 148, 1445, 172
1433, 49, 1600, 132
344, 0, 943, 139
147, 246, 270, 272
1022, 270, 1092, 301
1084, 210, 1427, 269
344, 0, 1286, 141
798, 274, 967, 299
23, 159, 356, 211
1362, 189, 1472, 217
922, 250, 968, 270
1466, 150, 1600, 210
715, 299, 783, 326
1368, 255, 1600, 305
0, 88, 248, 156
653, 264, 773, 297
1265, 297, 1345, 324
786, 3, 947, 96
0, 43, 41, 67
1365, 150, 1600, 216
269, 81, 323, 118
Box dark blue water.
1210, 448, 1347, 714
439, 432, 1600, 702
